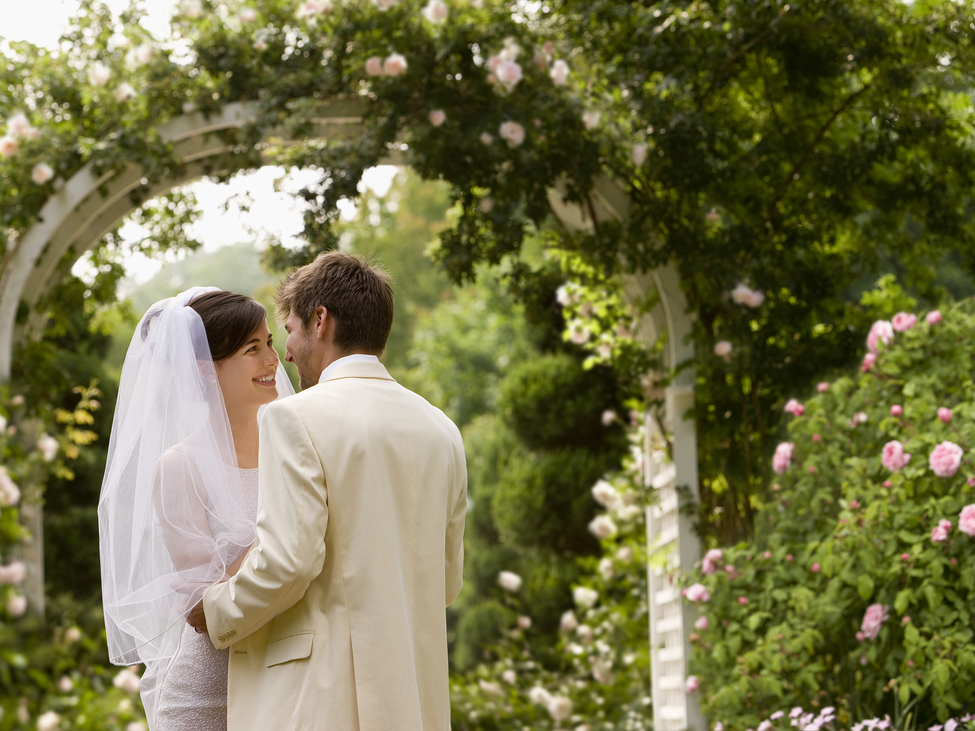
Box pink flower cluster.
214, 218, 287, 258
772, 442, 794, 474
881, 440, 911, 472
866, 320, 894, 353
685, 583, 710, 603
960, 505, 975, 536
892, 312, 917, 332
929, 441, 964, 477
784, 399, 804, 416
731, 283, 765, 308
702, 548, 723, 575
931, 519, 952, 543
860, 603, 888, 640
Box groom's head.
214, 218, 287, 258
275, 251, 394, 389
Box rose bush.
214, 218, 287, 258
689, 300, 975, 727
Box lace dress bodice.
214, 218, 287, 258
154, 468, 259, 731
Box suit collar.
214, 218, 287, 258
318, 359, 395, 383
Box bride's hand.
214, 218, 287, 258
187, 599, 207, 634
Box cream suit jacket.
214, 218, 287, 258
203, 360, 467, 731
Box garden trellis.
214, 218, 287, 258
0, 0, 704, 726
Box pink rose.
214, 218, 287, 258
817, 382, 830, 393
890, 405, 903, 417
694, 615, 708, 631
860, 603, 889, 640
0, 136, 18, 158
772, 442, 794, 474
685, 583, 710, 603
738, 596, 748, 605
881, 440, 911, 472
850, 500, 860, 509
763, 551, 771, 559
931, 519, 952, 543
929, 441, 964, 477
812, 434, 821, 442
892, 312, 917, 332
938, 407, 952, 423
784, 399, 804, 416
959, 504, 975, 537
861, 352, 877, 372
926, 310, 942, 325
901, 553, 910, 561
811, 563, 820, 573
365, 56, 384, 76
685, 675, 699, 693
866, 320, 894, 353
383, 53, 408, 77
856, 631, 865, 642
786, 554, 793, 561
702, 549, 723, 575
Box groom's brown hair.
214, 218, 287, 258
275, 251, 394, 354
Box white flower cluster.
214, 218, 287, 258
486, 38, 524, 95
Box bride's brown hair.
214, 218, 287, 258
188, 291, 267, 361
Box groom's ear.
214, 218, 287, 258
313, 306, 329, 339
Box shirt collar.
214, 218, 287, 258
318, 354, 381, 384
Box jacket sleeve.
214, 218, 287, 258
444, 432, 468, 607
204, 399, 329, 648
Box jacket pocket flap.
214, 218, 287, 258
266, 632, 314, 668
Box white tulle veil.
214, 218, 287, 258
98, 286, 293, 726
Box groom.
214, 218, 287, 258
188, 252, 468, 730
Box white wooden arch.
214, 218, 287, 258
1, 98, 702, 730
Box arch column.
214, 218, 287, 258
548, 178, 702, 730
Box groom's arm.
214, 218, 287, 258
202, 399, 328, 649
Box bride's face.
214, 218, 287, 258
214, 320, 280, 409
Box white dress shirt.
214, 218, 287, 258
318, 354, 381, 383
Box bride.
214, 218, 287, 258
98, 287, 294, 730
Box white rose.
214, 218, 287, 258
573, 586, 599, 609
422, 0, 448, 23
497, 570, 522, 592
58, 675, 73, 693
528, 686, 551, 706
583, 110, 601, 130
714, 340, 732, 358
32, 163, 54, 185
598, 557, 613, 580
499, 121, 525, 147
501, 669, 517, 684
238, 7, 258, 22
116, 83, 137, 102
632, 143, 648, 166
550, 59, 569, 86
7, 113, 31, 137
547, 695, 573, 721
87, 62, 112, 87
113, 667, 141, 694
7, 593, 27, 617
559, 610, 578, 632
38, 435, 58, 462
588, 514, 618, 540
591, 479, 618, 507
134, 44, 155, 65
480, 132, 494, 145
428, 109, 446, 127
36, 711, 60, 731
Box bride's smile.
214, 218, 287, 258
214, 320, 281, 408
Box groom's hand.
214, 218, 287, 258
187, 599, 207, 634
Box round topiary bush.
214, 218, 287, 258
689, 302, 975, 727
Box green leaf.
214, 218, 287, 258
895, 589, 912, 615
857, 574, 875, 601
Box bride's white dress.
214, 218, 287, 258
154, 467, 260, 731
